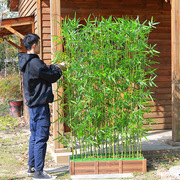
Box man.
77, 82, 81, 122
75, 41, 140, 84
18, 33, 62, 179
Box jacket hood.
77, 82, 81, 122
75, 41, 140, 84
18, 52, 39, 72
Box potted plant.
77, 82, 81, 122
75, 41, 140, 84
53, 16, 159, 175
0, 71, 22, 117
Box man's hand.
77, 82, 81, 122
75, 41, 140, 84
56, 62, 67, 71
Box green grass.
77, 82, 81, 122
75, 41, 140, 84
0, 129, 29, 179
0, 114, 21, 130
0, 114, 25, 179
0, 130, 71, 179
0, 116, 71, 180
70, 154, 144, 162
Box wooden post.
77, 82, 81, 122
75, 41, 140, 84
70, 161, 75, 175
94, 160, 99, 174
37, 0, 42, 60
50, 0, 65, 151
142, 159, 147, 173
119, 160, 123, 173
172, 0, 180, 141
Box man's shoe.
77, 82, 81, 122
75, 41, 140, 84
33, 170, 57, 180
27, 166, 35, 176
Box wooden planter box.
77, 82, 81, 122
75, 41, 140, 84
70, 159, 147, 175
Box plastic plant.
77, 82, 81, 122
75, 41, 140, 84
53, 15, 159, 161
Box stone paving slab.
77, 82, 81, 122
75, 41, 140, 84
45, 166, 69, 173
141, 130, 180, 151
169, 166, 180, 179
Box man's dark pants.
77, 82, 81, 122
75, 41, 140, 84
28, 104, 50, 171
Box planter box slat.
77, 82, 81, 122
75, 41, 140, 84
75, 161, 94, 166
70, 158, 147, 175
123, 167, 144, 173
99, 170, 120, 174
71, 161, 75, 175
99, 161, 119, 166
99, 161, 119, 164
123, 169, 142, 173
99, 166, 119, 170
123, 163, 143, 168
123, 160, 143, 164
75, 170, 95, 175
123, 166, 143, 170
75, 167, 95, 170
75, 168, 95, 171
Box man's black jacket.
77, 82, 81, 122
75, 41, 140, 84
18, 52, 62, 107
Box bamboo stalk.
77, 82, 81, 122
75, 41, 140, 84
54, 16, 158, 161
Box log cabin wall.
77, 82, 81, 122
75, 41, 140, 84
61, 0, 171, 130
17, 0, 171, 130
18, 0, 52, 123
41, 0, 55, 134
18, 0, 37, 123
41, 0, 51, 64
18, 0, 51, 64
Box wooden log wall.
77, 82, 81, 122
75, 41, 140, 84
18, 0, 52, 122
42, 0, 51, 63
18, 0, 37, 123
17, 0, 171, 130
19, 0, 51, 63
61, 0, 172, 130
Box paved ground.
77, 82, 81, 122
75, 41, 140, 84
141, 130, 179, 151
141, 130, 180, 160
169, 166, 180, 179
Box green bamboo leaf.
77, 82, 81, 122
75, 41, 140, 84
53, 15, 159, 160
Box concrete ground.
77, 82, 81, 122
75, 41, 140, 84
141, 130, 179, 152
